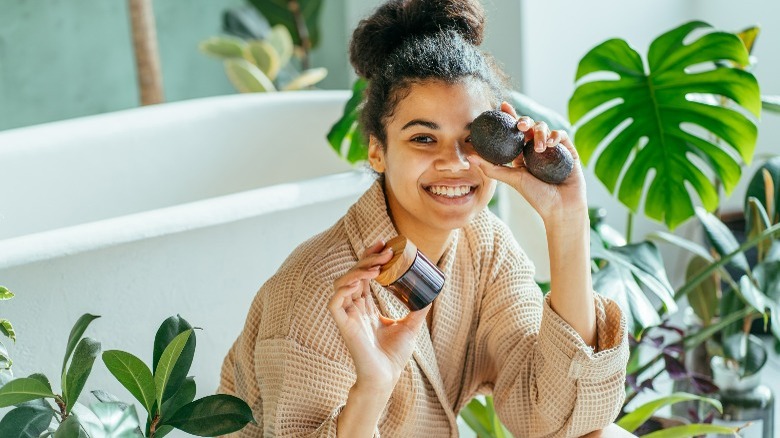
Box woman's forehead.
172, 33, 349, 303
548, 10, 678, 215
389, 79, 494, 128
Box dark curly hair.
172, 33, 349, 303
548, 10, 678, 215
349, 0, 510, 147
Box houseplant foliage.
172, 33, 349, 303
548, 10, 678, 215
200, 24, 327, 93
0, 314, 255, 437
244, 0, 324, 52
569, 21, 761, 230
0, 285, 15, 376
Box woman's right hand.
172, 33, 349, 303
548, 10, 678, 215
328, 240, 431, 394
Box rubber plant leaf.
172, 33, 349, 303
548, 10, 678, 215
569, 21, 760, 230
246, 0, 324, 48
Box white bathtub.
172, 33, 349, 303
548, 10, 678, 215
0, 91, 374, 431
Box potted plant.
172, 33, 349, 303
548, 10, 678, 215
0, 312, 255, 437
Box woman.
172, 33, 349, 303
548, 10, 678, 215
219, 0, 629, 436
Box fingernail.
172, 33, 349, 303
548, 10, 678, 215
546, 138, 554, 146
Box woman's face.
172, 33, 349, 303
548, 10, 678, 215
369, 78, 497, 238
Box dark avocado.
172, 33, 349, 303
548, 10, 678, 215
522, 139, 574, 184
470, 110, 524, 165
470, 110, 573, 184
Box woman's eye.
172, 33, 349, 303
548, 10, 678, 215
412, 136, 434, 144
465, 135, 472, 143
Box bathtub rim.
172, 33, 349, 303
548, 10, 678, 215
0, 170, 375, 269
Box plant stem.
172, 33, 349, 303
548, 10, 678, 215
150, 414, 160, 438
626, 211, 634, 244
55, 396, 68, 421
675, 222, 780, 301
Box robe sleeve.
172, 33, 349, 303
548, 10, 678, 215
473, 221, 629, 437
218, 269, 382, 437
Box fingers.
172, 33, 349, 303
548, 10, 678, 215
329, 240, 395, 324
499, 101, 518, 118
402, 304, 432, 332
467, 154, 525, 186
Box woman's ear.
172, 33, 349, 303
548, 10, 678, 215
368, 136, 385, 173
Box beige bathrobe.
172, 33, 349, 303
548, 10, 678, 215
219, 181, 629, 437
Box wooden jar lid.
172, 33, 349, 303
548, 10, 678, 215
376, 235, 418, 286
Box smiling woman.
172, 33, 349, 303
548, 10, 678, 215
217, 0, 629, 437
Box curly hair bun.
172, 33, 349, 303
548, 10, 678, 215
349, 0, 486, 79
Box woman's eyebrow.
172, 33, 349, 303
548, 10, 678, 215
401, 119, 439, 131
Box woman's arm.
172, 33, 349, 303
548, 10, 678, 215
337, 383, 393, 436
546, 212, 597, 348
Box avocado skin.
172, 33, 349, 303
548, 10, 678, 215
522, 139, 574, 184
470, 110, 524, 165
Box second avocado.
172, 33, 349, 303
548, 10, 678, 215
470, 110, 574, 184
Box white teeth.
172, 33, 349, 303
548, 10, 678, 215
427, 185, 472, 198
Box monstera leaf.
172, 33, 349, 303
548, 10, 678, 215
246, 0, 324, 49
569, 21, 761, 230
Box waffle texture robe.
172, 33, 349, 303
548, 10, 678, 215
218, 180, 629, 437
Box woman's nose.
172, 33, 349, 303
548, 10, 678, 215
436, 141, 471, 172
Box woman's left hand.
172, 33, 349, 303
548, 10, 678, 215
467, 101, 588, 224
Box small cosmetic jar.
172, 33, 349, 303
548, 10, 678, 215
375, 235, 445, 311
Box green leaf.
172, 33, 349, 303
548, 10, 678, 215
156, 425, 174, 438
198, 36, 247, 59
89, 402, 144, 438
738, 275, 772, 327
27, 374, 52, 395
0, 319, 16, 343
0, 406, 55, 438
246, 0, 324, 48
282, 67, 327, 90
762, 95, 780, 113
0, 342, 12, 369
459, 398, 493, 437
746, 197, 773, 261
64, 337, 101, 412
0, 286, 14, 300
154, 330, 192, 412
162, 394, 256, 436
224, 58, 276, 93
593, 264, 660, 339
153, 316, 196, 403
266, 24, 294, 67
102, 350, 156, 415
696, 207, 751, 274
327, 78, 368, 164
616, 392, 722, 432
54, 415, 88, 438
721, 333, 768, 377
569, 21, 760, 230
736, 25, 760, 56
160, 377, 196, 424
641, 423, 741, 438
61, 314, 100, 377
746, 157, 780, 225
685, 255, 719, 327
0, 377, 57, 408
247, 40, 281, 80
91, 390, 129, 409
590, 236, 677, 329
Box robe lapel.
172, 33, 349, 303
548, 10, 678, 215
344, 181, 459, 435
369, 281, 458, 434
